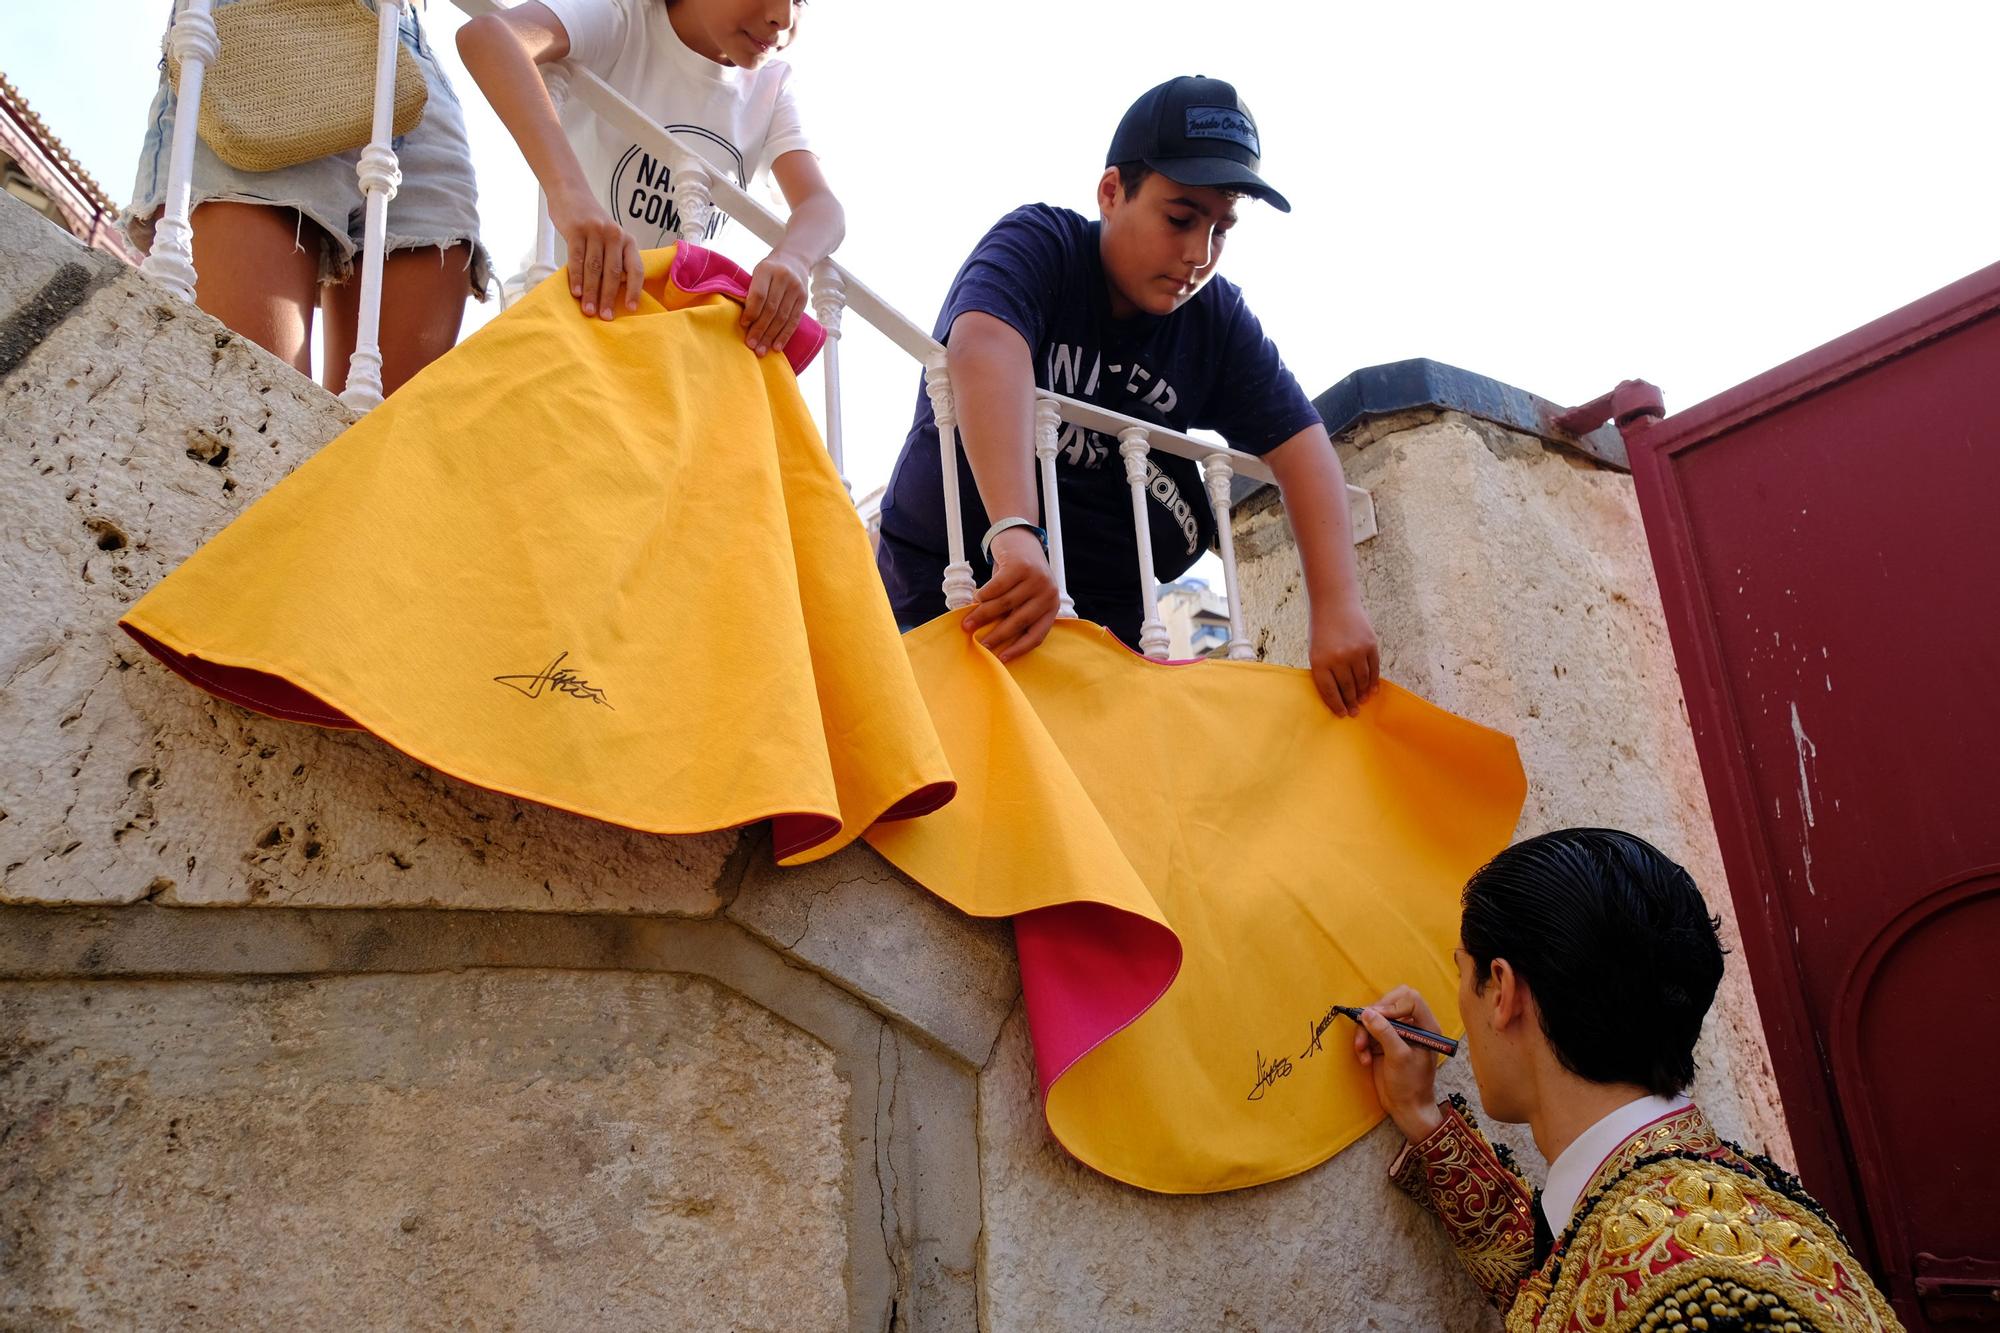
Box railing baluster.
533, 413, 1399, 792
1117, 427, 1171, 659
139, 0, 218, 303
339, 0, 406, 410
925, 358, 976, 610
1032, 397, 1075, 618
672, 164, 712, 244
810, 260, 847, 488
1200, 454, 1255, 660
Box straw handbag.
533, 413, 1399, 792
168, 0, 428, 173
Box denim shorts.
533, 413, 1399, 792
125, 0, 492, 298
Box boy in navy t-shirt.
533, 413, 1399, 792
874, 76, 1380, 716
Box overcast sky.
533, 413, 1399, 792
6, 1, 1998, 498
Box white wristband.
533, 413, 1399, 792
980, 516, 1047, 564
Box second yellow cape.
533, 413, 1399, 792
122, 245, 953, 864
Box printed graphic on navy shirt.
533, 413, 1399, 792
874, 204, 1320, 646
1039, 341, 1208, 563
609, 127, 744, 247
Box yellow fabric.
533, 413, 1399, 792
121, 246, 951, 864
869, 616, 1527, 1193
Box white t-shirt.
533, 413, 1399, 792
541, 0, 811, 249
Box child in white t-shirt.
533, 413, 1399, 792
459, 0, 838, 357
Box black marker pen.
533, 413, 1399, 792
1334, 1006, 1459, 1058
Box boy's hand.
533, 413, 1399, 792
1352, 986, 1446, 1143
742, 248, 811, 357
1310, 595, 1380, 717
552, 191, 642, 321
964, 527, 1060, 663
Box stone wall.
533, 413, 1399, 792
1, 196, 1786, 1331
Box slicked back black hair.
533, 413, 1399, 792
1461, 828, 1725, 1098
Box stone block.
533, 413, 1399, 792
729, 842, 1019, 1066
879, 1028, 983, 1331
0, 904, 992, 1332
0, 268, 734, 914
0, 969, 850, 1331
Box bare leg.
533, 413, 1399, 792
173, 202, 324, 376
321, 244, 475, 398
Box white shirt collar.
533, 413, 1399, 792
1540, 1094, 1691, 1236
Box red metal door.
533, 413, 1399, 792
1627, 263, 2000, 1330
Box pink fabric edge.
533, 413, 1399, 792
770, 776, 956, 861
668, 242, 828, 374
122, 623, 360, 728
1014, 902, 1184, 1099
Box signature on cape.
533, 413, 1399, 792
1244, 999, 1356, 1102
1246, 1048, 1294, 1102
493, 652, 614, 709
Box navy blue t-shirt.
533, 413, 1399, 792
875, 203, 1320, 647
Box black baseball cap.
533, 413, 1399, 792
1105, 75, 1290, 213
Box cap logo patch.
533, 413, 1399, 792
1183, 106, 1259, 156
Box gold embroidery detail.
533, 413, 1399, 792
1406, 1108, 1537, 1311
1759, 1218, 1838, 1289
1597, 1195, 1671, 1257
1519, 1143, 1906, 1333
1665, 1166, 1764, 1261
1666, 1165, 1751, 1217
1673, 1210, 1765, 1262
1505, 1275, 1549, 1333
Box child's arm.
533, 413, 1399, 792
740, 150, 845, 357
948, 312, 1063, 661
1264, 426, 1380, 715
456, 4, 643, 321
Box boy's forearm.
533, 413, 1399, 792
456, 16, 594, 209
1266, 426, 1366, 615
774, 193, 844, 268
945, 313, 1040, 528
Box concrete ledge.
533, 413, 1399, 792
1227, 359, 1630, 516
729, 843, 1020, 1069
1313, 357, 1630, 470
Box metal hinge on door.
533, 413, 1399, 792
1916, 1253, 2000, 1324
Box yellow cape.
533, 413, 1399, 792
869, 616, 1526, 1192
121, 245, 953, 864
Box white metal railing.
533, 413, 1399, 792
341, 0, 408, 407
135, 0, 216, 305
140, 0, 1378, 659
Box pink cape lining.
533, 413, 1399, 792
668, 243, 828, 374
1015, 903, 1183, 1097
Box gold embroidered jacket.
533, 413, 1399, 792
1390, 1098, 1905, 1333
